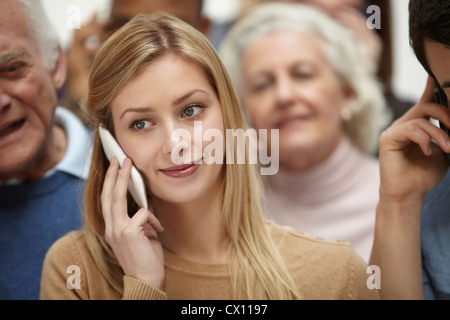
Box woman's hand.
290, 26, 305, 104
101, 157, 165, 289
378, 76, 450, 204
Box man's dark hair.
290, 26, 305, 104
409, 0, 450, 77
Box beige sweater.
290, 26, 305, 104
40, 221, 380, 300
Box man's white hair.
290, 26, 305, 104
219, 2, 393, 154
17, 0, 60, 71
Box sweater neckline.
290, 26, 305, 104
163, 248, 229, 276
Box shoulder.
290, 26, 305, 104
266, 220, 358, 272
421, 169, 450, 298
267, 219, 353, 252
46, 230, 87, 257
266, 220, 380, 300
42, 230, 90, 282
40, 230, 94, 299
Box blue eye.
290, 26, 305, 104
183, 104, 204, 118
131, 119, 151, 130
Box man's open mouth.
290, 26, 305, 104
0, 119, 25, 137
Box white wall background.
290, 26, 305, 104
390, 0, 428, 102
41, 0, 427, 104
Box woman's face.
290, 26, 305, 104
110, 53, 225, 204
241, 30, 353, 169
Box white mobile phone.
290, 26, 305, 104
98, 126, 148, 209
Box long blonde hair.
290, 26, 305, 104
83, 13, 299, 299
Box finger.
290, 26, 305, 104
407, 121, 442, 156
111, 157, 133, 224
131, 208, 164, 233
387, 118, 450, 156
395, 98, 450, 130
417, 118, 450, 154
101, 157, 119, 230
130, 209, 163, 243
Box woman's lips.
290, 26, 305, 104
277, 115, 309, 130
160, 159, 201, 178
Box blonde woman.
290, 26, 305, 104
40, 13, 378, 300
219, 2, 393, 262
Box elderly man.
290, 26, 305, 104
0, 0, 92, 299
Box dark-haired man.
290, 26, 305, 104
409, 0, 450, 300
370, 0, 450, 300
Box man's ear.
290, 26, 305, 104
52, 46, 68, 91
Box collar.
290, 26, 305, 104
53, 107, 92, 180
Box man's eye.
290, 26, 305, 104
1, 63, 24, 76
6, 65, 19, 72
183, 105, 204, 118
130, 119, 151, 130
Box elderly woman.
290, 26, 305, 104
219, 2, 392, 262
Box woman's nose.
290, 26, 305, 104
161, 122, 192, 163
275, 77, 296, 108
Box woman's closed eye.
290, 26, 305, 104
250, 79, 272, 93
293, 71, 314, 80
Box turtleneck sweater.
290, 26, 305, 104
263, 137, 379, 262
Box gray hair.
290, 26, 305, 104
219, 2, 392, 154
16, 0, 60, 71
